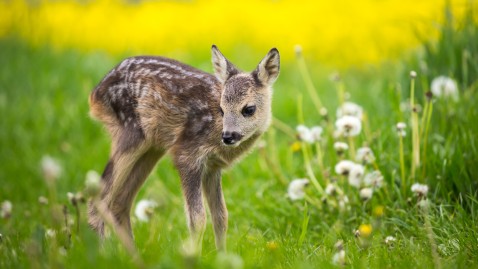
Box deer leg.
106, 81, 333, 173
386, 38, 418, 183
174, 152, 207, 254
89, 135, 163, 239
202, 166, 227, 251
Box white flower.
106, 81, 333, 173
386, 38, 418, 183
332, 249, 346, 265
310, 126, 323, 142
396, 122, 407, 137
85, 170, 101, 197
41, 155, 62, 182
325, 184, 336, 196
411, 183, 429, 197
335, 160, 355, 176
364, 171, 384, 188
1, 200, 12, 219
348, 164, 365, 188
336, 102, 363, 120
356, 147, 375, 164
338, 195, 349, 210
134, 199, 158, 222
335, 116, 362, 137
296, 125, 322, 143
333, 142, 348, 154
45, 229, 56, 239
359, 188, 373, 200
385, 236, 396, 245
431, 76, 459, 101
38, 196, 49, 205
287, 179, 309, 200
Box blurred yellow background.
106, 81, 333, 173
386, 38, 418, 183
0, 0, 473, 67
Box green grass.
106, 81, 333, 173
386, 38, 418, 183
1, 7, 478, 269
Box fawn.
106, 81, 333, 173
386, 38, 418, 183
88, 45, 280, 251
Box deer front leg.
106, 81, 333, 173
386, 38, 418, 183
174, 155, 207, 254
202, 166, 228, 251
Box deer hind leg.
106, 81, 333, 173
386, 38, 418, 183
88, 127, 164, 238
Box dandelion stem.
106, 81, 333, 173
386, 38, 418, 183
260, 147, 288, 186
410, 75, 420, 179
272, 117, 297, 138
301, 144, 324, 195
296, 49, 323, 113
315, 142, 325, 172
399, 135, 406, 194
348, 136, 356, 160
422, 101, 434, 178
336, 80, 346, 106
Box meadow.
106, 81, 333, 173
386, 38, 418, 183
1, 1, 478, 268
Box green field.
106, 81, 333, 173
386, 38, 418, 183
1, 7, 478, 269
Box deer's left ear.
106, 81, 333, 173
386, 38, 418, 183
211, 45, 239, 84
254, 48, 280, 85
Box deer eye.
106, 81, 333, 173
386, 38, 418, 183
241, 105, 256, 117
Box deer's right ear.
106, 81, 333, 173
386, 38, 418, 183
211, 45, 238, 84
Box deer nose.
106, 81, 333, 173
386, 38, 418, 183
222, 131, 243, 145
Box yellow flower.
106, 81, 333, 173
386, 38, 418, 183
266, 240, 279, 251
373, 205, 385, 217
0, 0, 470, 68
358, 224, 372, 237
291, 141, 302, 152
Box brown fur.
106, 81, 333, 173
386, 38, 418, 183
88, 46, 280, 251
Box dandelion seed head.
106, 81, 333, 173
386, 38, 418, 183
356, 147, 375, 164
359, 187, 373, 200
411, 183, 429, 197
296, 125, 322, 143
1, 200, 12, 219
38, 196, 49, 205
335, 160, 355, 176
335, 116, 362, 137
338, 195, 350, 211
85, 170, 101, 198
287, 179, 309, 201
431, 76, 459, 101
332, 249, 346, 265
296, 125, 314, 143
348, 164, 365, 188
410, 70, 417, 78
134, 199, 158, 222
336, 102, 363, 119
310, 126, 323, 141
45, 229, 56, 239
396, 122, 407, 137
333, 142, 349, 154
385, 236, 396, 246
364, 170, 384, 188
41, 155, 62, 183
325, 184, 336, 196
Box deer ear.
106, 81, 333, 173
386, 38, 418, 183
254, 48, 280, 85
211, 45, 238, 84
